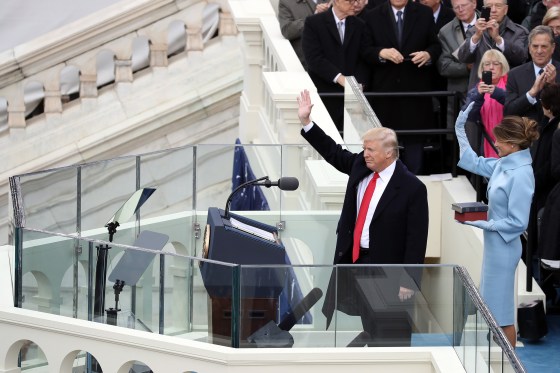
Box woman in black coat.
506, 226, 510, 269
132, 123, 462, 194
538, 83, 560, 266
527, 83, 560, 272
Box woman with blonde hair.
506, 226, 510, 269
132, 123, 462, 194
456, 103, 539, 348
543, 6, 560, 36
464, 49, 510, 157
543, 6, 560, 60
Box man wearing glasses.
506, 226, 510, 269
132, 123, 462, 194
457, 0, 528, 89
437, 0, 478, 133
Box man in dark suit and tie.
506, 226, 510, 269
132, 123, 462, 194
421, 0, 455, 32
504, 25, 560, 120
302, 0, 371, 133
278, 0, 331, 70
362, 0, 441, 174
297, 89, 429, 347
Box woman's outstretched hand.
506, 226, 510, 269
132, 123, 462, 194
455, 102, 475, 157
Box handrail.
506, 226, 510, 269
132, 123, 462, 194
455, 266, 527, 373
319, 89, 460, 176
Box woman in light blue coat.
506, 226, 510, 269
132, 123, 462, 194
456, 103, 539, 348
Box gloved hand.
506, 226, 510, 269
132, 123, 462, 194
463, 219, 496, 231
455, 102, 475, 157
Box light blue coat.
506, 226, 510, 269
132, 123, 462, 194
459, 147, 534, 326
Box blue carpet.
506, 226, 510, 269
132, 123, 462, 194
411, 333, 453, 346
517, 314, 560, 373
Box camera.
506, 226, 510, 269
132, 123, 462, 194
482, 70, 492, 85
480, 7, 491, 20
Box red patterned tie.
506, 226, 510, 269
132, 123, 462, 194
353, 173, 380, 263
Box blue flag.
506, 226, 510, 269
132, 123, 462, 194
231, 139, 270, 211
231, 139, 311, 326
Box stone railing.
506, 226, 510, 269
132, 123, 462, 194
0, 0, 245, 245
229, 0, 341, 148
0, 0, 237, 131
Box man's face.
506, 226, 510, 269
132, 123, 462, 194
451, 0, 476, 22
483, 0, 508, 23
420, 0, 440, 12
390, 0, 409, 10
353, 0, 368, 14
334, 0, 357, 18
529, 33, 555, 67
363, 139, 391, 172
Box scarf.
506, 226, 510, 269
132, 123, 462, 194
480, 74, 507, 158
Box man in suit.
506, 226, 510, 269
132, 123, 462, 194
437, 0, 477, 135
362, 0, 441, 174
504, 25, 560, 120
303, 0, 371, 133
422, 0, 455, 140
505, 26, 559, 303
457, 0, 528, 90
297, 89, 429, 347
278, 0, 331, 70
421, 0, 456, 32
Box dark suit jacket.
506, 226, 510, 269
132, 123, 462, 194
527, 116, 560, 260
301, 123, 429, 327
303, 9, 371, 127
539, 127, 560, 259
303, 9, 371, 91
504, 60, 560, 121
362, 1, 441, 130
434, 4, 455, 33
278, 0, 330, 69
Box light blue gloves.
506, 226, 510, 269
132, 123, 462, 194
463, 219, 496, 231
455, 102, 475, 157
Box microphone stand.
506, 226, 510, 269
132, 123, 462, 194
93, 221, 119, 320
224, 176, 270, 219
106, 279, 125, 326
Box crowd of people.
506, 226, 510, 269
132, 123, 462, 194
283, 0, 560, 350
279, 0, 560, 170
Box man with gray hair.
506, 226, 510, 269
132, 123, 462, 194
504, 25, 560, 120
457, 0, 528, 89
437, 0, 478, 130
297, 89, 429, 347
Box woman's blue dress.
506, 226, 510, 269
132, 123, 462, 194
459, 147, 534, 326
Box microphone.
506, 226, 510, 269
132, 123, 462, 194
263, 177, 299, 191
278, 288, 323, 331
224, 176, 300, 219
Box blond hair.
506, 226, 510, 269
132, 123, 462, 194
362, 127, 399, 159
477, 49, 510, 79
543, 6, 560, 26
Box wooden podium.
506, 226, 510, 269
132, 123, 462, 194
201, 208, 287, 347
208, 297, 279, 346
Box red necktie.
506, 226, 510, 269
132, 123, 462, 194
353, 173, 380, 263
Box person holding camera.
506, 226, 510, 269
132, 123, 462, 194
457, 0, 528, 90
464, 49, 510, 157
